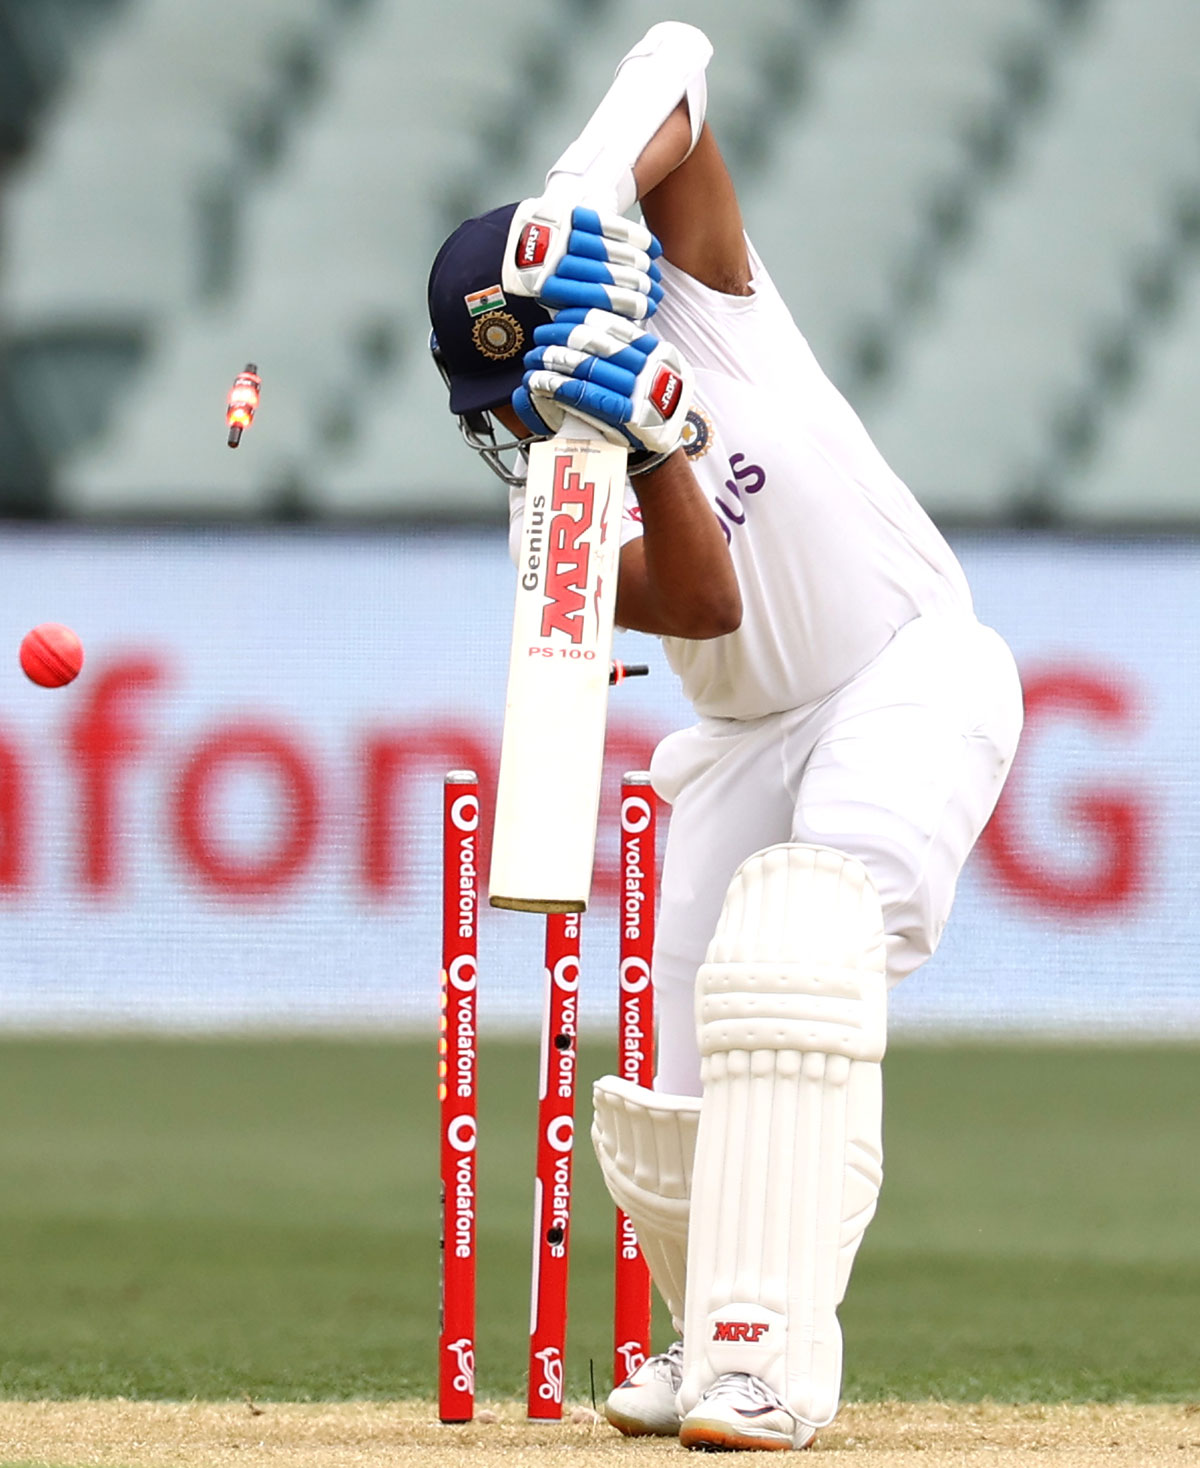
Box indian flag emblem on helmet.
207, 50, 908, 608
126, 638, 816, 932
465, 284, 507, 317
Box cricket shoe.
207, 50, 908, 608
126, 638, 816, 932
679, 1373, 816, 1452
604, 1340, 684, 1436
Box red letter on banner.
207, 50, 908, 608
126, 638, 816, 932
361, 724, 495, 898
0, 735, 26, 888
68, 658, 165, 892
173, 724, 319, 893
979, 665, 1150, 915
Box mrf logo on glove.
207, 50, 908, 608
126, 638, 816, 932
516, 221, 553, 271
650, 366, 683, 421
503, 199, 664, 321
512, 306, 695, 460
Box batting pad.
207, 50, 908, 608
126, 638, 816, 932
679, 844, 887, 1431
592, 1075, 700, 1331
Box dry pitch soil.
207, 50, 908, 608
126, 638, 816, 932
1, 1401, 1199, 1468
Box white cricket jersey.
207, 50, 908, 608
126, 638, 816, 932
510, 240, 974, 721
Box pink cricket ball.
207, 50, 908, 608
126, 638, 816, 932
20, 623, 84, 688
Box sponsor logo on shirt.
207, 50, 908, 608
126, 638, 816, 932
713, 452, 767, 543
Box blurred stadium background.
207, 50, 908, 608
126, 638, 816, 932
0, 0, 1197, 1414
4, 0, 1200, 521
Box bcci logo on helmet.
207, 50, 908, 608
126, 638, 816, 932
472, 311, 524, 362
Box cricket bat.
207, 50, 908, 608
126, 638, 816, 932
489, 415, 628, 913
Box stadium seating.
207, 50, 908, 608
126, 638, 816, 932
1, 0, 337, 324
1, 0, 1199, 525
58, 0, 567, 512
308, 0, 846, 513
859, 0, 1200, 519
743, 0, 1050, 383
0, 0, 123, 160
1060, 256, 1200, 522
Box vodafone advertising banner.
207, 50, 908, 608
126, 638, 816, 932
0, 526, 1196, 1037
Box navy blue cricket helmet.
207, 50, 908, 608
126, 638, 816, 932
428, 203, 553, 417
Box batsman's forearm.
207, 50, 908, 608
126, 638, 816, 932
632, 101, 695, 199
617, 451, 742, 639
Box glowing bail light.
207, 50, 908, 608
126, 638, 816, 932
226, 363, 261, 447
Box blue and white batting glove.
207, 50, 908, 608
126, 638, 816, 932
503, 200, 664, 321
511, 308, 693, 458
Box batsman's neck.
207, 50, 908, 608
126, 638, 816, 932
492, 403, 533, 440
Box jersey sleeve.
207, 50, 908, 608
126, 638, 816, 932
653, 236, 805, 379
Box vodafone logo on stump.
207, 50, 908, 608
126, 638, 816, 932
446, 1114, 477, 1153
447, 955, 477, 993
449, 794, 479, 832
619, 957, 650, 994
551, 954, 580, 993
620, 794, 653, 834
545, 1115, 574, 1153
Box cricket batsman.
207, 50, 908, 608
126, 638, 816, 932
428, 22, 1023, 1451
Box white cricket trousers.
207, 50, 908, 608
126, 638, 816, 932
649, 614, 1024, 1096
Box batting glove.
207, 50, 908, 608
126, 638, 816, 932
503, 200, 664, 321
511, 307, 692, 458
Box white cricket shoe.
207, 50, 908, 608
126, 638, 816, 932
604, 1340, 684, 1436
679, 1372, 816, 1452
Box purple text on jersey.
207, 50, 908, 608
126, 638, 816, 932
713, 453, 766, 543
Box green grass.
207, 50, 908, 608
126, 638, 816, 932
0, 1039, 1195, 1403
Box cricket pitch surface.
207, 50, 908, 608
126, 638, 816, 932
1, 1401, 1198, 1468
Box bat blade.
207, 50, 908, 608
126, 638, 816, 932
490, 429, 629, 913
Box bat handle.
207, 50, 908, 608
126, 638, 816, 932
557, 410, 612, 444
